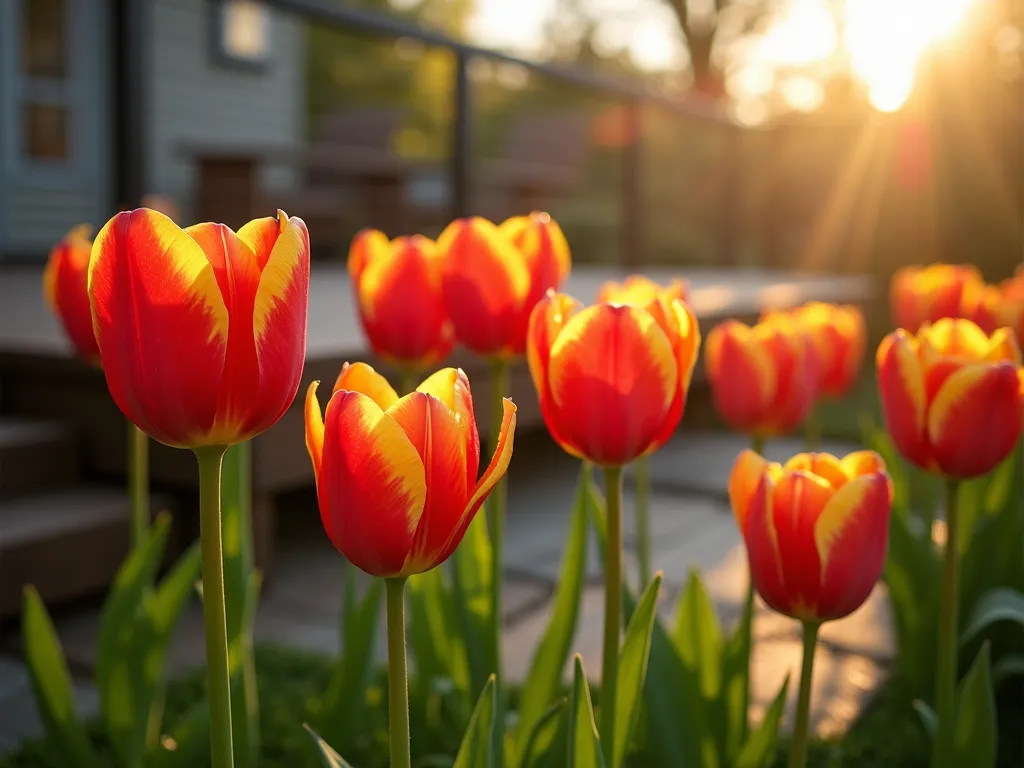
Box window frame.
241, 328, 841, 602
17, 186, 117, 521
210, 0, 273, 72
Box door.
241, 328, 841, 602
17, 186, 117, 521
0, 0, 109, 259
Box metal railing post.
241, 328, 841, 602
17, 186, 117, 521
451, 51, 472, 220
621, 99, 644, 268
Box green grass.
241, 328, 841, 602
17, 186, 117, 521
4, 646, 1021, 768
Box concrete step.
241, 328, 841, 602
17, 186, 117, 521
0, 486, 175, 618
0, 417, 79, 500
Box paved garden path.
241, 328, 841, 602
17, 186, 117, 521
0, 431, 893, 754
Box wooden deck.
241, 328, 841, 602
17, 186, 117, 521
0, 262, 874, 574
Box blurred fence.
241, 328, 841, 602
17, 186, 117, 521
180, 0, 1024, 283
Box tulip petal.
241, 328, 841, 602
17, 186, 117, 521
928, 363, 1024, 477
526, 291, 586, 459
705, 321, 777, 433
347, 228, 390, 281
744, 472, 787, 611
783, 452, 849, 490
417, 367, 480, 487
305, 381, 325, 482
499, 212, 571, 284
983, 327, 1022, 364
46, 226, 100, 364
439, 217, 531, 355
876, 330, 931, 470
320, 390, 426, 577
814, 472, 891, 620
919, 318, 990, 361
548, 304, 677, 466
334, 362, 399, 410
643, 298, 700, 453
387, 392, 470, 574
437, 397, 517, 564
728, 449, 775, 534
838, 450, 886, 479
88, 209, 228, 447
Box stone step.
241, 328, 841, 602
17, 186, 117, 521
0, 486, 176, 618
0, 417, 79, 500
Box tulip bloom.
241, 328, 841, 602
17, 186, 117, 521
731, 449, 893, 622
89, 208, 310, 449
527, 291, 700, 467
890, 264, 985, 333
596, 275, 688, 306
763, 302, 865, 400
704, 317, 817, 438
305, 363, 516, 578
43, 225, 100, 364
348, 229, 453, 371
877, 318, 1024, 478
439, 212, 570, 358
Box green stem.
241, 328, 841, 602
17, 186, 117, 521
386, 578, 411, 768
803, 405, 821, 452
738, 578, 755, 742
128, 421, 149, 548
489, 359, 509, 768
635, 456, 651, 588
751, 433, 766, 456
932, 479, 961, 768
195, 446, 235, 768
600, 465, 624, 766
788, 621, 820, 768
400, 370, 419, 397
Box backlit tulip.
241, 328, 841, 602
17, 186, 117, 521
89, 208, 310, 449
958, 280, 1003, 336
1000, 270, 1024, 345
348, 229, 453, 370
439, 212, 570, 358
890, 264, 984, 333
731, 449, 893, 622
527, 290, 700, 466
596, 275, 688, 306
305, 363, 516, 577
704, 317, 817, 437
43, 225, 100, 364
877, 318, 1024, 478
763, 302, 865, 399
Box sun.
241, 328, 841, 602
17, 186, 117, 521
844, 0, 977, 111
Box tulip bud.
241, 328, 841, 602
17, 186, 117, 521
43, 225, 100, 365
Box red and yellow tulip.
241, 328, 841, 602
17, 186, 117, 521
305, 363, 516, 578
730, 449, 893, 622
999, 270, 1024, 348
348, 229, 453, 371
527, 290, 700, 467
890, 264, 985, 333
877, 318, 1024, 478
88, 208, 310, 449
43, 225, 100, 365
596, 275, 688, 306
763, 302, 865, 400
439, 212, 570, 358
704, 317, 817, 437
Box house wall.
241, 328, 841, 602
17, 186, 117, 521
146, 0, 306, 221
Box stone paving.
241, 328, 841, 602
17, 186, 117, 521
0, 431, 893, 754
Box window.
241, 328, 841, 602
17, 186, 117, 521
18, 0, 72, 164
215, 1, 271, 68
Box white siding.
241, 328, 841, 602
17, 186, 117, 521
146, 0, 306, 220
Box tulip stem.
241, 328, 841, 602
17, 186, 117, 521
635, 456, 652, 588
600, 465, 624, 766
788, 621, 820, 768
751, 434, 766, 456
128, 421, 149, 548
385, 577, 411, 768
195, 446, 235, 768
489, 359, 509, 768
738, 434, 763, 743
803, 406, 821, 452
932, 478, 961, 768
400, 370, 418, 397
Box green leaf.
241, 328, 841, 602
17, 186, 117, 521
222, 440, 260, 768
454, 675, 497, 768
882, 506, 940, 699
613, 573, 662, 768
21, 587, 99, 768
321, 566, 385, 747
953, 643, 996, 768
722, 582, 755, 760
567, 656, 606, 768
992, 654, 1024, 689
451, 511, 496, 700
960, 587, 1024, 647
304, 723, 356, 768
519, 698, 567, 768
516, 467, 591, 765
148, 699, 210, 768
407, 564, 468, 697
735, 675, 789, 768
96, 513, 171, 767
912, 700, 937, 741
